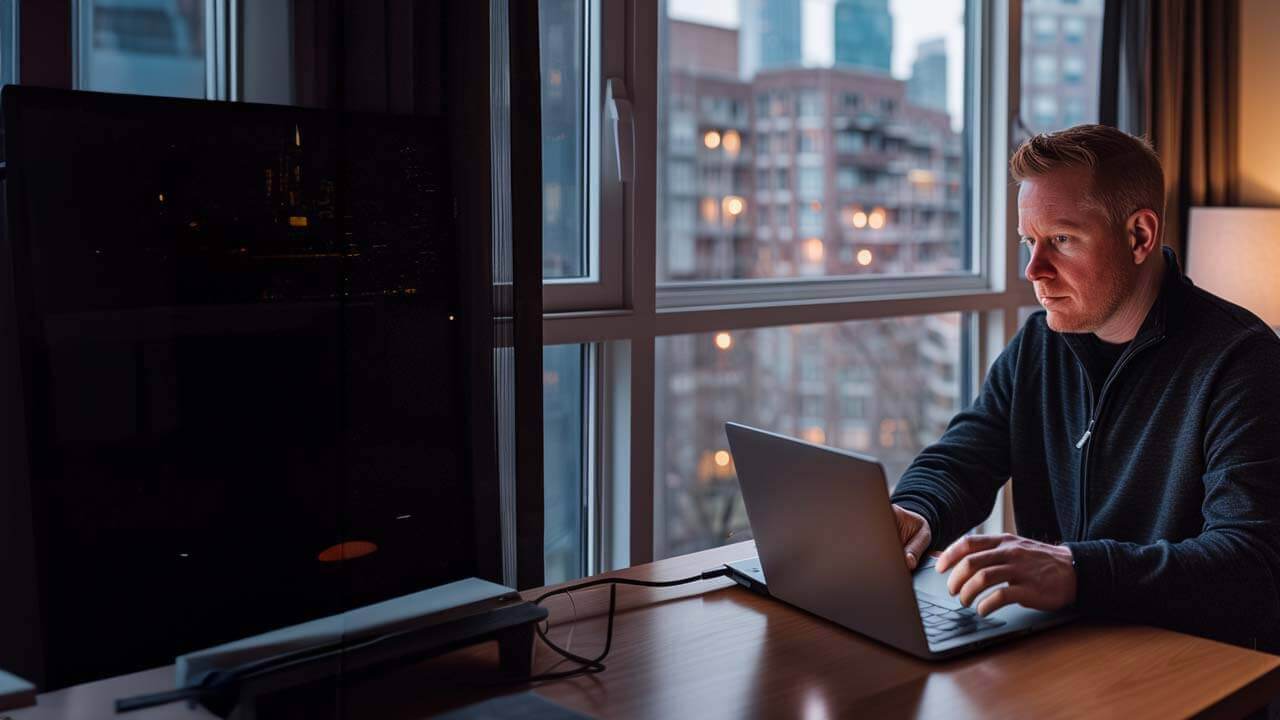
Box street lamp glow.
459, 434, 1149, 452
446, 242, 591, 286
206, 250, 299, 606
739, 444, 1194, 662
857, 249, 874, 266
803, 237, 824, 262
714, 332, 733, 350
852, 210, 868, 228
714, 450, 731, 467
703, 130, 722, 149
868, 207, 886, 229
722, 129, 742, 156
723, 195, 746, 216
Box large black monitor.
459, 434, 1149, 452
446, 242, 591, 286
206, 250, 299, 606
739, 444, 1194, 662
0, 86, 486, 689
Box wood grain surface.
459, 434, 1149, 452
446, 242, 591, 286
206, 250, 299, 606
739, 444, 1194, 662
12, 541, 1280, 719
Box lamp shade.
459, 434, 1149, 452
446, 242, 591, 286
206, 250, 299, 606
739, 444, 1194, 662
1186, 207, 1280, 328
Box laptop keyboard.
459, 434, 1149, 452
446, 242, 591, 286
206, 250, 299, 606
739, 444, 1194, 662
916, 596, 1006, 643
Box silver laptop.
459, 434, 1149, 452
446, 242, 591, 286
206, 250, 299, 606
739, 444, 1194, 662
723, 422, 1073, 660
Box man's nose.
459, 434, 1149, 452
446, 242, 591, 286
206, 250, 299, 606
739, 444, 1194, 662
1024, 242, 1055, 283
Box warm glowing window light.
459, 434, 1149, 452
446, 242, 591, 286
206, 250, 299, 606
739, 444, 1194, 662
857, 248, 874, 266
803, 237, 824, 262
703, 130, 722, 149
714, 332, 733, 350
722, 129, 741, 155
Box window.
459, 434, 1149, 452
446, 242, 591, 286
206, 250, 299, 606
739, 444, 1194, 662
540, 0, 1052, 576
1032, 95, 1059, 127
76, 0, 207, 98
798, 167, 824, 198
1062, 56, 1085, 84
1063, 17, 1086, 45
1021, 0, 1103, 134
1032, 15, 1056, 43
837, 166, 859, 191
543, 344, 586, 584
659, 1, 969, 282
797, 89, 823, 118
1032, 55, 1056, 85
540, 0, 588, 279
0, 0, 12, 88
655, 315, 966, 558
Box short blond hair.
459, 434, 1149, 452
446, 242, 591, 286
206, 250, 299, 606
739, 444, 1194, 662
1010, 124, 1165, 230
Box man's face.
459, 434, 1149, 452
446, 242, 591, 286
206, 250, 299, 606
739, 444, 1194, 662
1018, 168, 1137, 334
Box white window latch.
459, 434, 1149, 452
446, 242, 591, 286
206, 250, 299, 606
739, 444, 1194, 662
606, 77, 634, 183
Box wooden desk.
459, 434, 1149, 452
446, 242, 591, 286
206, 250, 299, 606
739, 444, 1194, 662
12, 541, 1280, 719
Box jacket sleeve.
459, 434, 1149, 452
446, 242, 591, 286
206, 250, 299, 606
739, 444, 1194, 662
1066, 332, 1280, 649
889, 328, 1020, 551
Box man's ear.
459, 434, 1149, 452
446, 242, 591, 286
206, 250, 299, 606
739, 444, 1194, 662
1126, 209, 1161, 264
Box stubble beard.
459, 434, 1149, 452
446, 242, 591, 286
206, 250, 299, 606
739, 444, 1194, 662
1043, 252, 1136, 335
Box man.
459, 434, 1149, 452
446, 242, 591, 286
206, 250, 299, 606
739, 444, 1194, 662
889, 124, 1280, 651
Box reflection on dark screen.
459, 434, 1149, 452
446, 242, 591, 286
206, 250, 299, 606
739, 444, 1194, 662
2, 87, 473, 688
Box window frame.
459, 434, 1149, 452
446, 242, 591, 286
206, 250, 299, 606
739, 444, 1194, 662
543, 0, 1034, 571
542, 0, 626, 312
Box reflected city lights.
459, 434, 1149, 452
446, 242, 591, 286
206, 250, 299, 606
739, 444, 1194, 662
802, 426, 826, 445
722, 129, 742, 156
714, 332, 733, 350
857, 248, 874, 266
714, 450, 732, 467
703, 130, 722, 149
868, 207, 886, 229
852, 210, 868, 228
723, 195, 746, 216
317, 540, 378, 563
803, 237, 824, 262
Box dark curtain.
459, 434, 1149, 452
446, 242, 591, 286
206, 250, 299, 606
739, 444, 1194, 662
1100, 0, 1239, 258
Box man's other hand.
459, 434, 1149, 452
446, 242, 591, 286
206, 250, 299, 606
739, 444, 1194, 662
935, 534, 1077, 616
892, 504, 931, 570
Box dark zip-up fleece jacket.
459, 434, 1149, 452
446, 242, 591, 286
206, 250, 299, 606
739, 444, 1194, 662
890, 247, 1280, 651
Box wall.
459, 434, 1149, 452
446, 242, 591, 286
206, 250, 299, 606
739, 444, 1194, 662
1239, 0, 1280, 205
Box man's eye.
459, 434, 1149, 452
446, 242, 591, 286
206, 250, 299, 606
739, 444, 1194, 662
1053, 235, 1070, 244
1020, 237, 1034, 247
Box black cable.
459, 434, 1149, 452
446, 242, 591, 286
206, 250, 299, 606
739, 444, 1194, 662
524, 567, 730, 683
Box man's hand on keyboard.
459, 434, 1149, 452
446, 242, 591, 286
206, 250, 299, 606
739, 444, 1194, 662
935, 534, 1077, 616
892, 504, 932, 570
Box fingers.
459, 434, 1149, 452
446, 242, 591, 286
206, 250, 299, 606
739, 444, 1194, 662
936, 534, 1008, 572
945, 546, 1012, 595
955, 564, 1016, 608
976, 584, 1034, 617
904, 525, 932, 570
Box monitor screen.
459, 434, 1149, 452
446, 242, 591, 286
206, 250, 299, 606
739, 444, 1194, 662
1, 86, 478, 687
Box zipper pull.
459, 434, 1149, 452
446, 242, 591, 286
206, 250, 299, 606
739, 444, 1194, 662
1075, 419, 1095, 449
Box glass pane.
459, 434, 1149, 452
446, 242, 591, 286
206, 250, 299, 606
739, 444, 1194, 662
0, 0, 13, 87
77, 0, 207, 99
539, 0, 588, 279
1019, 0, 1103, 134
655, 313, 968, 558
544, 344, 586, 583
660, 1, 970, 281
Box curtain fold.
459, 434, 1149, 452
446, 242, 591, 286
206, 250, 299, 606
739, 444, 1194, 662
1100, 0, 1239, 258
